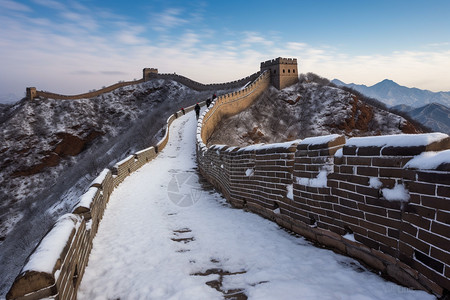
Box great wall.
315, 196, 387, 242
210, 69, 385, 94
7, 58, 450, 299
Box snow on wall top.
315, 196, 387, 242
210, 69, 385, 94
75, 187, 98, 210
114, 155, 135, 168
22, 214, 80, 274
300, 134, 343, 146
90, 168, 110, 187
346, 133, 448, 148
238, 139, 301, 152
405, 149, 450, 170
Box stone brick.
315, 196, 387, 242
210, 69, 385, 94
385, 264, 426, 292
403, 212, 431, 230
335, 204, 364, 219
347, 157, 372, 166
357, 166, 379, 177
365, 213, 401, 229
358, 203, 387, 217
400, 221, 418, 236
379, 167, 404, 178
417, 274, 444, 298
404, 203, 436, 219
414, 250, 444, 273
356, 146, 382, 156
348, 175, 369, 186
436, 209, 450, 224
338, 181, 356, 192
368, 230, 398, 248
316, 233, 346, 253
400, 231, 430, 254
340, 214, 360, 225
342, 146, 357, 155
359, 219, 387, 235
421, 196, 450, 211
430, 247, 450, 267
346, 245, 386, 271
355, 235, 380, 250
417, 171, 450, 185
355, 185, 379, 198
405, 181, 436, 195
437, 185, 450, 197
372, 157, 411, 168
418, 229, 449, 250
381, 146, 425, 156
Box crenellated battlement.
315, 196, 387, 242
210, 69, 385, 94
260, 57, 299, 90
260, 57, 298, 68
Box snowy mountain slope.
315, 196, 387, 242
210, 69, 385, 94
209, 81, 423, 146
393, 102, 450, 134
0, 79, 236, 297
332, 78, 450, 107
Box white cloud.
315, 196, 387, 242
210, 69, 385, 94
242, 32, 274, 47
32, 0, 65, 11
152, 8, 188, 32
0, 0, 31, 12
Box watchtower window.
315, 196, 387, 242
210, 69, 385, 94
293, 69, 296, 73
283, 69, 285, 73
288, 69, 291, 73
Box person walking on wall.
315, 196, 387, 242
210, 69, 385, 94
206, 98, 211, 108
195, 103, 200, 119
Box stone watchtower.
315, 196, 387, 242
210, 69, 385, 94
143, 68, 158, 81
260, 57, 299, 90
26, 87, 37, 101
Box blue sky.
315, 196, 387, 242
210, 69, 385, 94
1, 0, 449, 102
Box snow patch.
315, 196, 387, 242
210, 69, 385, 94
75, 187, 98, 209
382, 184, 410, 202
369, 177, 383, 189
405, 150, 450, 170
343, 233, 356, 242
286, 184, 293, 200
296, 170, 328, 188
346, 133, 448, 148
300, 134, 342, 146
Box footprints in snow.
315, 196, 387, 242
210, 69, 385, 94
168, 216, 248, 299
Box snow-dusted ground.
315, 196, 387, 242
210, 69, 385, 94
78, 110, 434, 300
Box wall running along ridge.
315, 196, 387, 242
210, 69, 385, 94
196, 74, 450, 298
6, 103, 199, 299
27, 71, 260, 100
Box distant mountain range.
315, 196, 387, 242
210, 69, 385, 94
391, 103, 450, 134
331, 78, 450, 108
332, 79, 450, 134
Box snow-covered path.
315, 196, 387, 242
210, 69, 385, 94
78, 111, 433, 300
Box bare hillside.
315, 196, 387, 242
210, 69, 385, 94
208, 81, 423, 146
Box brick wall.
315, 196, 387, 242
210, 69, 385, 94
196, 77, 450, 297
34, 79, 145, 100
7, 103, 199, 299
30, 70, 260, 100
145, 72, 261, 92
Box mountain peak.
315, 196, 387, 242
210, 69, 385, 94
377, 79, 398, 86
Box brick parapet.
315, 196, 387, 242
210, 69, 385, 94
197, 87, 450, 297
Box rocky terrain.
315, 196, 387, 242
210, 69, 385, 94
208, 76, 424, 146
